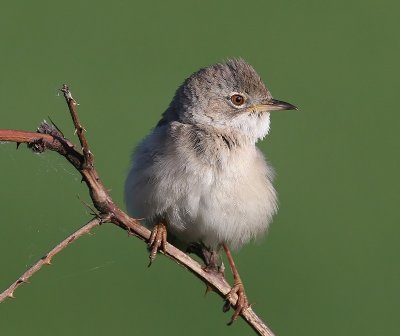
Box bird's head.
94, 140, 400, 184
164, 59, 296, 142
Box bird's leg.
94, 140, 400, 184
148, 222, 167, 266
223, 243, 249, 325
201, 247, 225, 295
187, 243, 225, 295
203, 248, 221, 273
187, 243, 222, 273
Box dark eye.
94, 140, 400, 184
230, 94, 245, 106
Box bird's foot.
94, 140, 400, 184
222, 243, 250, 324
148, 222, 167, 266
187, 243, 224, 274
202, 250, 225, 295
187, 243, 225, 295
224, 280, 250, 325
202, 249, 223, 274
202, 257, 225, 292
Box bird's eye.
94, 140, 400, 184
230, 94, 245, 106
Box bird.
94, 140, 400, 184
124, 58, 296, 323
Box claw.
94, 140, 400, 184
148, 222, 167, 266
222, 299, 231, 313
225, 280, 249, 325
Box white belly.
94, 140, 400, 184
165, 147, 277, 250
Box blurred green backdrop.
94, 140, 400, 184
0, 1, 399, 335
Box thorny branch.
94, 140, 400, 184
60, 84, 93, 166
0, 86, 275, 336
0, 217, 103, 302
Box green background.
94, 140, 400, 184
0, 1, 398, 335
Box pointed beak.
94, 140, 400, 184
255, 98, 298, 112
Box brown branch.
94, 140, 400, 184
0, 129, 54, 143
60, 84, 93, 166
0, 86, 276, 336
0, 217, 102, 302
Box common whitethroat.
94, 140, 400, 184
125, 58, 297, 323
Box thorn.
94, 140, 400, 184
41, 255, 52, 265
220, 262, 225, 274
204, 284, 213, 296
47, 116, 65, 137
77, 195, 99, 216
8, 292, 15, 299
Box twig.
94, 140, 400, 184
0, 217, 102, 302
0, 85, 276, 336
60, 84, 92, 166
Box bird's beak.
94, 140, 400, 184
255, 99, 298, 112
